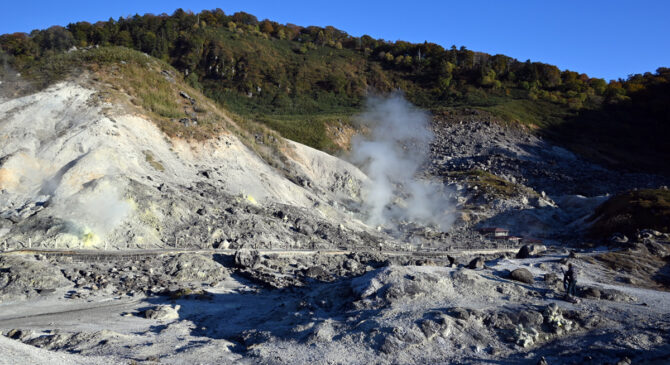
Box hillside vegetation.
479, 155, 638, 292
0, 8, 668, 167
1, 45, 288, 169
588, 189, 670, 238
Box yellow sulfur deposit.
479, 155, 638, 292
245, 194, 257, 205
81, 229, 101, 247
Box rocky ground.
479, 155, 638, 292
428, 112, 670, 241
1, 77, 670, 363
430, 111, 668, 197
1, 242, 669, 364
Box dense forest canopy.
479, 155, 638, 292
2, 9, 665, 110
0, 8, 668, 170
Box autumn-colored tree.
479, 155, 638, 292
260, 20, 274, 34
0, 33, 36, 56
232, 12, 258, 26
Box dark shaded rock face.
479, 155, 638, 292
234, 249, 260, 269
0, 256, 70, 301
516, 245, 531, 259
579, 286, 636, 302
468, 257, 485, 270
510, 268, 534, 284
303, 266, 330, 281
516, 244, 546, 259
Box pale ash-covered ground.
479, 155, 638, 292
0, 80, 669, 364
0, 81, 382, 252
1, 249, 669, 364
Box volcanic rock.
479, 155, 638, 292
144, 305, 180, 321
509, 268, 534, 284
467, 257, 485, 270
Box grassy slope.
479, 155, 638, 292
447, 169, 539, 199
588, 189, 670, 238
22, 46, 289, 169
193, 28, 370, 153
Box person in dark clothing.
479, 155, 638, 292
563, 263, 578, 297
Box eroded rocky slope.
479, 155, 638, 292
1, 73, 670, 365
0, 80, 383, 251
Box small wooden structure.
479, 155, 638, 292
504, 236, 522, 243
479, 227, 510, 238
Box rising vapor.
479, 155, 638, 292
350, 93, 455, 230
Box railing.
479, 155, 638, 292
0, 235, 525, 258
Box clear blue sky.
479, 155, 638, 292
1, 0, 668, 81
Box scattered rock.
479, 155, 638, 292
307, 320, 335, 343
448, 307, 471, 320
6, 329, 31, 340
380, 327, 425, 354
144, 305, 180, 321
581, 286, 601, 299
419, 317, 449, 340
600, 288, 636, 302
509, 268, 534, 284
179, 91, 192, 100
164, 254, 228, 282
446, 255, 456, 267
518, 309, 544, 328
616, 356, 632, 365
161, 70, 175, 83
609, 232, 629, 244
516, 244, 546, 259
234, 249, 260, 269
467, 257, 485, 270
303, 266, 330, 281
513, 324, 538, 347
36, 288, 56, 296
543, 304, 574, 335
0, 256, 70, 301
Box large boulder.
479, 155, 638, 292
303, 266, 331, 281
234, 249, 260, 269
509, 268, 534, 284
516, 244, 546, 259
543, 273, 563, 291
467, 257, 485, 270
581, 287, 601, 299
518, 309, 544, 328
0, 256, 70, 302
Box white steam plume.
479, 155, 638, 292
54, 178, 132, 244
350, 94, 455, 230
0, 152, 132, 247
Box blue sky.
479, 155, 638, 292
1, 1, 668, 81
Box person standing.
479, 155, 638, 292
563, 263, 578, 297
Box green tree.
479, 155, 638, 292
113, 30, 133, 48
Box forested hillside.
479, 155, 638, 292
0, 8, 668, 171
